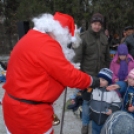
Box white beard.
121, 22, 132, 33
32, 13, 81, 68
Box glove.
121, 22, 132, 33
90, 76, 100, 88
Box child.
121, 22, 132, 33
83, 68, 121, 134
110, 44, 134, 83
107, 68, 134, 118
101, 111, 134, 134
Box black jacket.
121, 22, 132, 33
124, 34, 134, 58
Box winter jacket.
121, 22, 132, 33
110, 38, 120, 50
110, 54, 134, 83
2, 29, 92, 134
83, 87, 121, 125
73, 27, 111, 76
116, 81, 134, 117
124, 34, 134, 58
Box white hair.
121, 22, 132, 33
32, 13, 81, 68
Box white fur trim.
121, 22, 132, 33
44, 127, 53, 134
71, 36, 77, 42
32, 13, 80, 68
5, 126, 11, 134
71, 30, 82, 48
5, 126, 53, 134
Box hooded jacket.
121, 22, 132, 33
110, 54, 134, 82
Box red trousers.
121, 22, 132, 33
3, 93, 54, 134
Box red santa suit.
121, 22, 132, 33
2, 12, 92, 134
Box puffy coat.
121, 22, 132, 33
110, 54, 134, 83
73, 27, 110, 76
2, 29, 92, 134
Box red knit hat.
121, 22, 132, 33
54, 12, 75, 36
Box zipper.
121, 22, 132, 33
97, 37, 101, 72
98, 89, 104, 124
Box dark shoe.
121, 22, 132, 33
53, 114, 60, 126
67, 99, 77, 110
81, 125, 88, 134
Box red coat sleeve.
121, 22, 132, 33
38, 39, 92, 89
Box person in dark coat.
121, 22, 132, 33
123, 26, 134, 58
73, 13, 111, 134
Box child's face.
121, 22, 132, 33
100, 78, 108, 87
119, 55, 127, 60
127, 75, 134, 86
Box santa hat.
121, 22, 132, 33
54, 12, 75, 36
32, 12, 81, 65
54, 12, 77, 43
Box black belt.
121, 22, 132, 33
8, 94, 50, 105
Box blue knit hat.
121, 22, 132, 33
117, 44, 128, 55
101, 111, 134, 134
98, 68, 113, 85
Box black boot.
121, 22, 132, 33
81, 125, 88, 134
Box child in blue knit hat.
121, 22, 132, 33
82, 68, 121, 134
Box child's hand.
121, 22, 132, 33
105, 109, 112, 115
114, 79, 119, 82
124, 79, 127, 82
106, 84, 120, 91
128, 106, 134, 112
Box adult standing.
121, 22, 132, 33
104, 29, 112, 44
73, 13, 111, 134
120, 30, 127, 43
2, 12, 100, 134
123, 26, 134, 58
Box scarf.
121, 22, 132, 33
118, 59, 130, 81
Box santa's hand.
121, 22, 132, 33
90, 76, 100, 89
106, 84, 120, 91
114, 79, 119, 82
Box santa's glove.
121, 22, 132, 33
90, 76, 100, 89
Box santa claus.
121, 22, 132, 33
2, 12, 100, 134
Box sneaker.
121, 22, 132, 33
81, 125, 88, 134
53, 114, 60, 126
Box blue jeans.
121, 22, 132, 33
0, 75, 6, 82
82, 100, 90, 126
92, 121, 103, 134
69, 88, 80, 99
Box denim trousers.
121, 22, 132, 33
82, 100, 90, 126
92, 121, 103, 134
